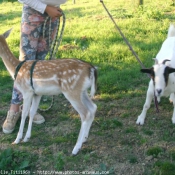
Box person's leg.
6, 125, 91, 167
17, 5, 48, 124
2, 86, 23, 134
2, 5, 59, 133
10, 86, 23, 111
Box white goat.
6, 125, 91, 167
136, 24, 175, 125
0, 29, 97, 155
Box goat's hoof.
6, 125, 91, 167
136, 116, 145, 125
136, 120, 144, 125
169, 100, 173, 103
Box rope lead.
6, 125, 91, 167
43, 12, 66, 60
100, 0, 159, 113
39, 12, 66, 112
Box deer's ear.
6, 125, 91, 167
3, 28, 13, 39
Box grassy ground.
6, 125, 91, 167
1, 0, 175, 174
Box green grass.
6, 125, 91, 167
1, 0, 175, 174
146, 146, 163, 158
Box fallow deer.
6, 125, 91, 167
0, 29, 97, 155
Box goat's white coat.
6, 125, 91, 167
136, 24, 175, 125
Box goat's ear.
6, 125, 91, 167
167, 67, 175, 74
140, 68, 152, 74
3, 28, 13, 39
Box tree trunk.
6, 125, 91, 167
73, 0, 75, 4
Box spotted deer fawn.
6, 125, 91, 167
0, 29, 97, 155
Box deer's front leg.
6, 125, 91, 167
13, 94, 32, 144
136, 83, 154, 125
23, 95, 41, 142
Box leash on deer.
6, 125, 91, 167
38, 12, 66, 112
100, 0, 159, 113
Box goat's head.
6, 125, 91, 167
141, 59, 175, 101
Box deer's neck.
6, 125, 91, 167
1, 42, 20, 79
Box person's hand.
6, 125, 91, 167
45, 5, 63, 18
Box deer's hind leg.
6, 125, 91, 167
64, 91, 96, 155
81, 91, 97, 143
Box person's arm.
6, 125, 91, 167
18, 0, 63, 17
18, 0, 47, 14
45, 5, 63, 18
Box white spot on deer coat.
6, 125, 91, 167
70, 74, 80, 89
33, 74, 58, 83
63, 71, 67, 75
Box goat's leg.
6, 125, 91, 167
170, 94, 175, 124
13, 94, 33, 144
136, 85, 154, 125
23, 95, 42, 142
81, 91, 97, 142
